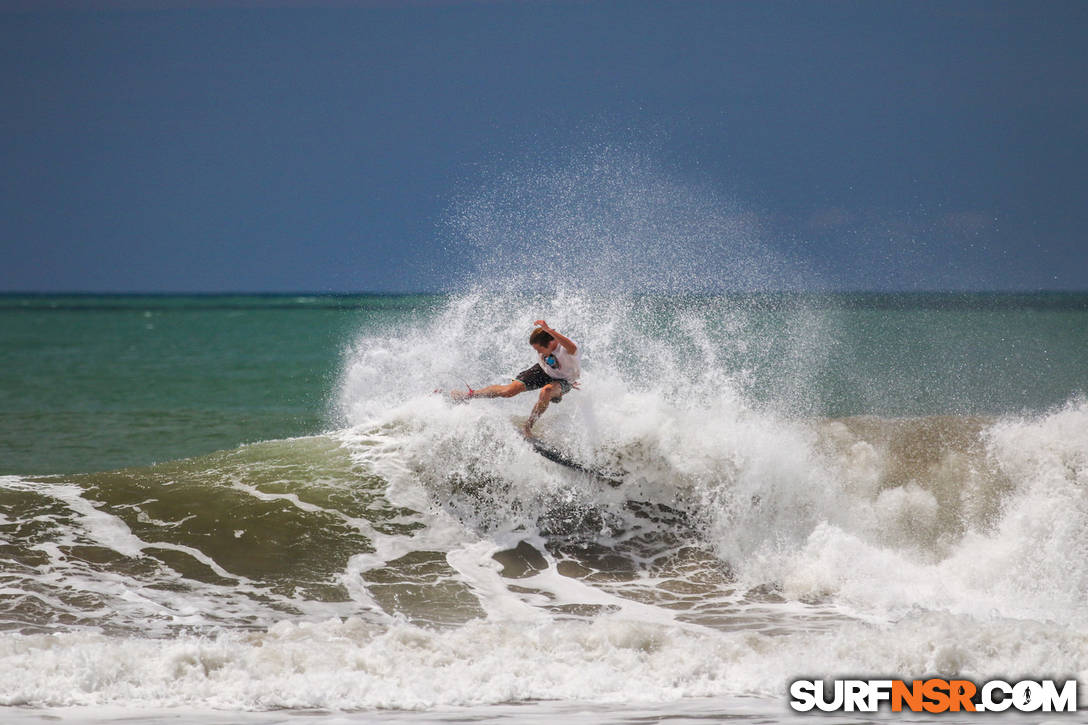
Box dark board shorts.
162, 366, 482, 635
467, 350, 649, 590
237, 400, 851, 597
514, 364, 573, 400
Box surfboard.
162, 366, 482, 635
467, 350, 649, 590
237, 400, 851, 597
525, 436, 623, 487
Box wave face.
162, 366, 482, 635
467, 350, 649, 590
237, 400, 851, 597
3, 289, 1085, 717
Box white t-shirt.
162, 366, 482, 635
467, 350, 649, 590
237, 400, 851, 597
539, 343, 581, 381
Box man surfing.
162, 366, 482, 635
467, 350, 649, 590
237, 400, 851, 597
451, 319, 580, 436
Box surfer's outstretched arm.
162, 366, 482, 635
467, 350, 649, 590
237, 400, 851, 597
533, 319, 577, 355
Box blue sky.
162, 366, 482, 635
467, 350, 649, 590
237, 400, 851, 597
2, 0, 1086, 292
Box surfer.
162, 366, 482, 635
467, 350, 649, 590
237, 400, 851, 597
451, 319, 581, 436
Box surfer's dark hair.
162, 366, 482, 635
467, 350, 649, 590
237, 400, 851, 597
529, 328, 554, 346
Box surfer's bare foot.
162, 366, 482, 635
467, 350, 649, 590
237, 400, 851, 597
520, 425, 533, 438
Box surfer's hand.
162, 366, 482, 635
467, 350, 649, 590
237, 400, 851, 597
534, 319, 550, 331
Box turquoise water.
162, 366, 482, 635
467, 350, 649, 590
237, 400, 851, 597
812, 293, 1088, 415
0, 294, 433, 474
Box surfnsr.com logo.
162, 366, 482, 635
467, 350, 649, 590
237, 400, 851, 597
789, 679, 1078, 713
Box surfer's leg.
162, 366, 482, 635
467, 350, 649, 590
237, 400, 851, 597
524, 382, 562, 434
452, 380, 526, 401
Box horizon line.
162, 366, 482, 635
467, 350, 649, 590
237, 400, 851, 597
2, 289, 1088, 296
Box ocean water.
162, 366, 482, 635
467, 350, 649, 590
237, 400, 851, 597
1, 291, 1087, 724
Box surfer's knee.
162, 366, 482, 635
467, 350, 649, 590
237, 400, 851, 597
540, 383, 560, 401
